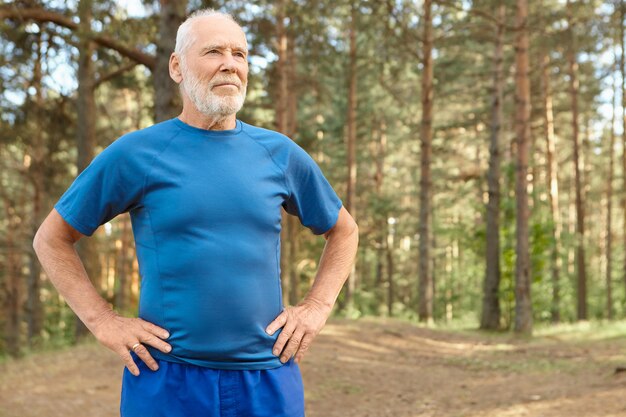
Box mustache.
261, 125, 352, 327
209, 77, 243, 88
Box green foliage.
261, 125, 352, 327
0, 0, 623, 359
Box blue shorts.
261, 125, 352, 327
120, 351, 305, 417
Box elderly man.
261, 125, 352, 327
33, 8, 358, 417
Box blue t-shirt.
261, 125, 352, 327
54, 117, 343, 370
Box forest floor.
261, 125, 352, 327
1, 316, 626, 417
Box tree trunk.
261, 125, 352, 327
606, 49, 619, 320
275, 1, 301, 307
514, 0, 532, 334
114, 214, 133, 313
154, 0, 186, 121
114, 89, 139, 314
275, 0, 288, 135
343, 0, 358, 314
567, 178, 576, 278
620, 0, 626, 303
566, 0, 587, 320
386, 222, 395, 317
481, 2, 505, 331
276, 0, 291, 306
373, 118, 390, 314
287, 215, 300, 306
286, 63, 300, 306
75, 0, 101, 341
1, 187, 23, 357
26, 28, 45, 347
418, 0, 434, 323
540, 44, 562, 323
286, 28, 298, 139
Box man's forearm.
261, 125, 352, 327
303, 223, 359, 312
33, 233, 115, 333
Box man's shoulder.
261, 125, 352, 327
120, 118, 179, 142
107, 119, 179, 151
239, 120, 303, 156
239, 120, 291, 142
95, 119, 180, 167
238, 121, 319, 175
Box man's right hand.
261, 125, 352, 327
91, 312, 172, 376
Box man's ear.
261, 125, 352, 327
169, 53, 183, 84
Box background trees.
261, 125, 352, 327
1, 0, 625, 356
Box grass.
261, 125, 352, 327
533, 320, 626, 342
360, 313, 626, 344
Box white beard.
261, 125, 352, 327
180, 64, 247, 117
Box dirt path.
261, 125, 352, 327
2, 316, 626, 417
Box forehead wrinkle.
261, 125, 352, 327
201, 42, 248, 52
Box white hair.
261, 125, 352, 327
174, 9, 242, 63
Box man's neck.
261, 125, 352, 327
177, 108, 237, 131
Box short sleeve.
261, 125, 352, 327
54, 137, 143, 236
281, 142, 343, 235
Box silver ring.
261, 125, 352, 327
131, 342, 142, 352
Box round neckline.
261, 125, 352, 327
172, 117, 243, 137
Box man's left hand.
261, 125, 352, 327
265, 298, 332, 364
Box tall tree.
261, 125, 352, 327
481, 1, 505, 330
344, 0, 358, 313
274, 0, 301, 307
620, 0, 626, 303
539, 8, 562, 323
25, 27, 45, 347
418, 0, 434, 323
566, 0, 587, 320
606, 49, 618, 320
154, 0, 186, 121
113, 89, 141, 313
1, 173, 23, 356
514, 0, 532, 334
74, 0, 101, 341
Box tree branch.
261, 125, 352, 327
0, 6, 156, 70
94, 61, 139, 87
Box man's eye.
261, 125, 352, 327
206, 50, 220, 55
234, 52, 246, 58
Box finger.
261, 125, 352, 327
294, 334, 314, 364
119, 348, 141, 376
266, 311, 287, 336
131, 342, 160, 371
141, 333, 172, 354
280, 329, 305, 363
273, 321, 296, 356
139, 319, 170, 339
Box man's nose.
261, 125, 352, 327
219, 52, 237, 73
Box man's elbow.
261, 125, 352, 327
33, 228, 41, 252
324, 207, 358, 240
33, 221, 52, 256
33, 216, 48, 249
33, 209, 83, 253
342, 220, 359, 236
